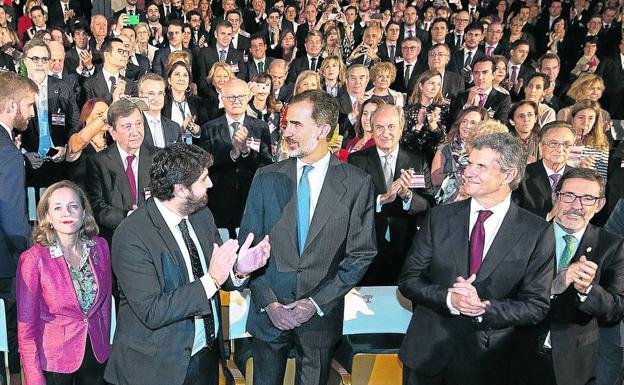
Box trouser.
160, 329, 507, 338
43, 336, 107, 385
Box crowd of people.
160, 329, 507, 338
1, 0, 624, 384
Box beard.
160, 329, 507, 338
13, 108, 30, 130
181, 190, 208, 216
286, 129, 321, 158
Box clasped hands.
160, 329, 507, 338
208, 233, 270, 285
564, 255, 597, 294
448, 274, 490, 317
265, 299, 317, 330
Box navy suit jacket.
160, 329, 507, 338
0, 126, 30, 278
141, 114, 182, 148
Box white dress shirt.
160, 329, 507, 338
102, 68, 119, 93
170, 99, 189, 128
144, 112, 167, 148
374, 146, 413, 212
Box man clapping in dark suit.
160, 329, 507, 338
138, 73, 184, 148
200, 78, 272, 238
399, 133, 555, 385
105, 142, 270, 385
349, 105, 431, 285
238, 90, 376, 385
512, 168, 624, 385
86, 99, 158, 242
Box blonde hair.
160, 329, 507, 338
207, 62, 234, 87
166, 50, 192, 71
467, 119, 509, 144
566, 74, 605, 102
370, 62, 397, 84
319, 55, 347, 85
33, 180, 99, 247
294, 70, 321, 95
570, 99, 609, 152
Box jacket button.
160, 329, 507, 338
83, 318, 88, 323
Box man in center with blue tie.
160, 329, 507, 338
239, 89, 377, 385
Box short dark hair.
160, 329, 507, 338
101, 37, 123, 55
226, 9, 243, 19
30, 5, 45, 15
187, 10, 201, 19
538, 52, 560, 68
266, 7, 280, 17
71, 22, 90, 36
527, 72, 551, 89
215, 20, 233, 31
385, 21, 401, 31
431, 17, 448, 29
289, 90, 339, 139
555, 167, 605, 197
107, 99, 141, 129
150, 143, 214, 201
510, 38, 530, 50
539, 121, 576, 141
250, 32, 266, 44
472, 56, 496, 72
167, 19, 184, 30
465, 21, 483, 34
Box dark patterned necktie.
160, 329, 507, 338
178, 219, 216, 350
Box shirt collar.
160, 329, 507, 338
116, 142, 140, 159
543, 162, 565, 176
376, 144, 399, 160
226, 113, 245, 127
102, 68, 118, 82
154, 197, 188, 230
470, 193, 511, 217
553, 221, 586, 245
296, 150, 331, 172
146, 112, 162, 124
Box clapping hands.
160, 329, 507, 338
448, 274, 489, 317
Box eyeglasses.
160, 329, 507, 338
403, 46, 419, 51
27, 56, 49, 63
223, 94, 246, 103
544, 141, 573, 149
116, 48, 130, 56
556, 191, 601, 206
428, 51, 448, 57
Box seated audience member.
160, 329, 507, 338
271, 29, 297, 66
201, 62, 234, 117
449, 56, 511, 125
512, 168, 624, 385
392, 37, 426, 95
133, 22, 158, 65
246, 73, 282, 160
556, 74, 610, 126
402, 70, 448, 162
523, 73, 556, 127
81, 37, 138, 105
268, 59, 294, 104
200, 78, 272, 238
163, 61, 209, 130
596, 36, 624, 120
17, 180, 112, 385
338, 64, 369, 140
567, 99, 610, 178
349, 104, 431, 286
287, 30, 324, 84
138, 73, 185, 148
66, 99, 110, 190
338, 98, 385, 162
571, 36, 600, 79
319, 55, 346, 98
508, 101, 541, 163
152, 20, 192, 77
491, 55, 510, 95
86, 99, 158, 243
363, 62, 404, 107
513, 121, 577, 220
433, 115, 508, 204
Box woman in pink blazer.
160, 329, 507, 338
17, 180, 112, 385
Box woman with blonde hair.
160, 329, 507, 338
403, 70, 448, 161
557, 74, 610, 126
165, 50, 192, 72
17, 180, 112, 385
202, 62, 234, 117
133, 23, 158, 64
319, 55, 346, 97
568, 99, 610, 178
364, 62, 404, 106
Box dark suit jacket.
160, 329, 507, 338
124, 62, 147, 82
348, 146, 431, 285
597, 55, 624, 119
399, 199, 554, 384
85, 143, 157, 241
59, 71, 81, 102
194, 46, 246, 94
0, 126, 30, 278
81, 71, 138, 105
152, 46, 193, 77
392, 60, 426, 94
442, 70, 466, 99
246, 56, 275, 80
199, 114, 272, 230
0, 51, 15, 72
449, 87, 512, 125
142, 114, 182, 148
162, 94, 210, 126
104, 198, 235, 385
513, 161, 576, 219
295, 22, 313, 55
448, 48, 486, 74
46, 0, 82, 28
238, 155, 377, 345
276, 83, 294, 104
513, 224, 624, 385
287, 55, 323, 83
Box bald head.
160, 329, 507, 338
48, 41, 65, 75
222, 78, 250, 117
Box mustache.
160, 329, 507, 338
563, 209, 585, 218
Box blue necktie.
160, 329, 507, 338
37, 84, 51, 156
297, 165, 313, 254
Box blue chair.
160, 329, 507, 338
0, 299, 9, 382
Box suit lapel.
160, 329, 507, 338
571, 224, 599, 265
366, 149, 387, 193
281, 159, 300, 255
97, 72, 111, 98
107, 145, 133, 207
218, 116, 232, 145
303, 156, 347, 253
394, 147, 411, 179
476, 203, 522, 283
189, 213, 215, 270
146, 199, 188, 281
484, 89, 499, 109
452, 200, 471, 277
530, 161, 554, 201
142, 115, 155, 147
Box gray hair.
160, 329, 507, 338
470, 133, 527, 190
371, 104, 405, 132
539, 120, 576, 142
289, 90, 339, 139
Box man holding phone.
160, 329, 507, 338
113, 0, 146, 25
347, 25, 382, 67
348, 105, 432, 285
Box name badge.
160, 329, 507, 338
231, 64, 240, 73
51, 113, 66, 126
246, 137, 261, 152
620, 159, 624, 168
410, 174, 426, 189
